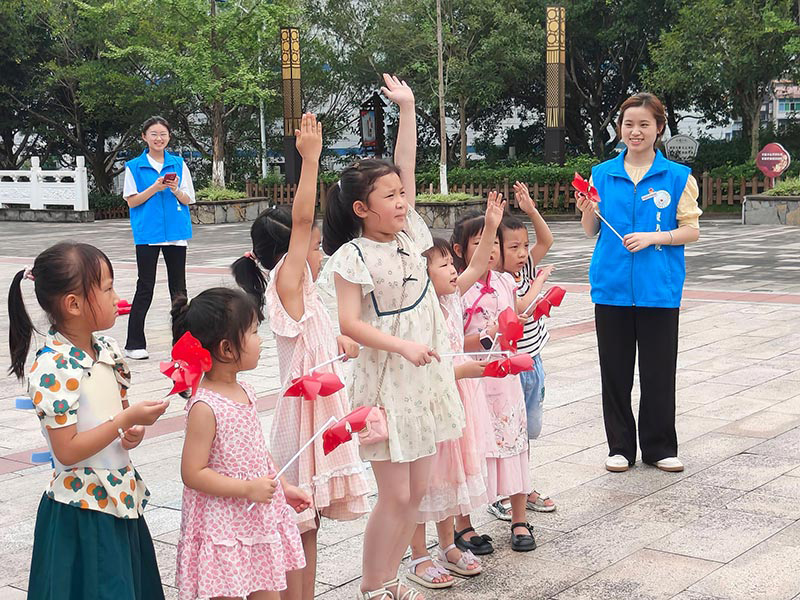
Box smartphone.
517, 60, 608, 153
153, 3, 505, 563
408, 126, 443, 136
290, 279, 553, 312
163, 173, 177, 183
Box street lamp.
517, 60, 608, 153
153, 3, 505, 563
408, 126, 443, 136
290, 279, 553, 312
544, 5, 566, 165
280, 26, 302, 185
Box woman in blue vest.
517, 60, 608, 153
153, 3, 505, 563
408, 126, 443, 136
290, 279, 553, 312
576, 93, 702, 474
123, 116, 195, 360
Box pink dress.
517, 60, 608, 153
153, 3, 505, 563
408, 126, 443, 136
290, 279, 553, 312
176, 384, 306, 600
266, 258, 370, 533
417, 292, 492, 522
461, 271, 531, 501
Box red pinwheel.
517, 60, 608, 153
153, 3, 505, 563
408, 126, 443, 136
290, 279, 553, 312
571, 172, 601, 203
482, 353, 534, 378
285, 372, 344, 401
116, 300, 132, 316
322, 405, 373, 455
159, 332, 213, 396
497, 306, 524, 352
531, 286, 566, 321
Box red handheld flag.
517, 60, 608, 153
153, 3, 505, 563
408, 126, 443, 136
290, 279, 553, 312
322, 405, 373, 455
532, 286, 566, 321
116, 300, 132, 316
159, 332, 213, 397
285, 372, 344, 401
497, 307, 523, 352
482, 353, 534, 378
571, 173, 601, 203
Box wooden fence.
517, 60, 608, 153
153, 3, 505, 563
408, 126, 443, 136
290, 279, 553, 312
245, 172, 779, 212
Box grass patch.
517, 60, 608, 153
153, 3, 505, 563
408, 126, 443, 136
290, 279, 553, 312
416, 193, 481, 203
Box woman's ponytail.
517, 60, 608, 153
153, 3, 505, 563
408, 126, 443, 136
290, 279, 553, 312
8, 269, 34, 379
231, 255, 267, 311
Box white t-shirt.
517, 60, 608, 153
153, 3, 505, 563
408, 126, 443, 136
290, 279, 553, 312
123, 154, 196, 246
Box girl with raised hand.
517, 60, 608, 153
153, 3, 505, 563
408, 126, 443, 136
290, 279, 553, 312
231, 113, 370, 600
321, 74, 464, 600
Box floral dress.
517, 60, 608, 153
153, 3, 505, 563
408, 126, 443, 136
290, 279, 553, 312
417, 292, 492, 522
321, 207, 465, 463
266, 257, 370, 533
177, 384, 305, 599
461, 271, 531, 500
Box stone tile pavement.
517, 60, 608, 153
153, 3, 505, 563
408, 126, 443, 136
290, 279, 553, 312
1, 216, 799, 599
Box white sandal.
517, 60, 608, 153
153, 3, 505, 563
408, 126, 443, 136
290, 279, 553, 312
383, 576, 425, 600
405, 556, 454, 589
356, 587, 394, 600
434, 544, 483, 576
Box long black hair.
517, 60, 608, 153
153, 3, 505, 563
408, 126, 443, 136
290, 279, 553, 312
171, 287, 263, 364
322, 159, 401, 255
231, 206, 294, 310
450, 210, 488, 273
7, 242, 113, 379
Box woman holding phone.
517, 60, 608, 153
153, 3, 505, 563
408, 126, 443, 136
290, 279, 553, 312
123, 115, 196, 360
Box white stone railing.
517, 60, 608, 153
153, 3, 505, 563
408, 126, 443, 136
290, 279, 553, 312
0, 156, 89, 211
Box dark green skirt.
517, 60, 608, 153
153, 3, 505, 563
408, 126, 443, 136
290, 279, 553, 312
28, 494, 165, 600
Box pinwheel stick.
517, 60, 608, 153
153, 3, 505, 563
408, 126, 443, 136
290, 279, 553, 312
440, 350, 509, 358
522, 293, 544, 316
594, 209, 624, 242
309, 353, 346, 373
246, 415, 338, 512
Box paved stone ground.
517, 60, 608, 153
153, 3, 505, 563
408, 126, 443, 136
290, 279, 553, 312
1, 216, 800, 599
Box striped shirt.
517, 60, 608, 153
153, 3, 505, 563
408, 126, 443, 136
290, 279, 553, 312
514, 255, 550, 357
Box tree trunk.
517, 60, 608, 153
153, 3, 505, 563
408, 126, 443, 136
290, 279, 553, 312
211, 99, 226, 187
436, 0, 448, 195
209, 0, 225, 188
589, 105, 605, 158
749, 105, 760, 161
458, 97, 467, 168
664, 93, 679, 136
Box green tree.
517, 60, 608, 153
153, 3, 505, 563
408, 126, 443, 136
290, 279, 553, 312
109, 0, 292, 187
1, 0, 163, 190
648, 0, 798, 159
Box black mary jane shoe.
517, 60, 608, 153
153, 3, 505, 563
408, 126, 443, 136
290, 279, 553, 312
510, 522, 537, 552
454, 526, 494, 555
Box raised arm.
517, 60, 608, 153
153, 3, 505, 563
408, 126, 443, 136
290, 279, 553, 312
276, 113, 322, 322
513, 181, 553, 265
381, 74, 417, 209
457, 191, 505, 295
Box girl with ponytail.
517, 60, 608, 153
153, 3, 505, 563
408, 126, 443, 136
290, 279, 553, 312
320, 75, 464, 600
232, 114, 369, 600
7, 242, 168, 600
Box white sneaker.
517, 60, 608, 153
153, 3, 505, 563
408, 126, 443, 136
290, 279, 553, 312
125, 348, 149, 360
605, 455, 630, 472
654, 457, 684, 472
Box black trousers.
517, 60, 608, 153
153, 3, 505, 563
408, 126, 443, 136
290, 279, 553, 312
595, 304, 680, 465
125, 244, 187, 351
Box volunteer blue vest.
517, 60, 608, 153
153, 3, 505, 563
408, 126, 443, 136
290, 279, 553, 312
589, 149, 691, 308
126, 150, 192, 245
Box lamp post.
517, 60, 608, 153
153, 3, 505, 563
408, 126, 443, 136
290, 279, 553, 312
280, 26, 302, 185
544, 5, 566, 165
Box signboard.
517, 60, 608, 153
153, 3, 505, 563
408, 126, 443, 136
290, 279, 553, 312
664, 134, 699, 163
360, 109, 377, 147
756, 143, 791, 179
359, 92, 386, 157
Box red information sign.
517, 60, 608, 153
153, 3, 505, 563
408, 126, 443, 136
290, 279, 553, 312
756, 143, 791, 179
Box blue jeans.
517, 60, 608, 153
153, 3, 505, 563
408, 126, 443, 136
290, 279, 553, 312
520, 354, 545, 439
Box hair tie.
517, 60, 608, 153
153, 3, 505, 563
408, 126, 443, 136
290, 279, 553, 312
244, 251, 256, 262
22, 267, 35, 282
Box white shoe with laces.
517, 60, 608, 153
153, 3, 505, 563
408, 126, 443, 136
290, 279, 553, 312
124, 348, 149, 360
605, 455, 630, 472
654, 457, 684, 472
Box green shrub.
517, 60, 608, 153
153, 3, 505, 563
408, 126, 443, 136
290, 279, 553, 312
88, 191, 124, 211
415, 156, 599, 187
196, 186, 246, 202
764, 177, 800, 197
416, 193, 481, 204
